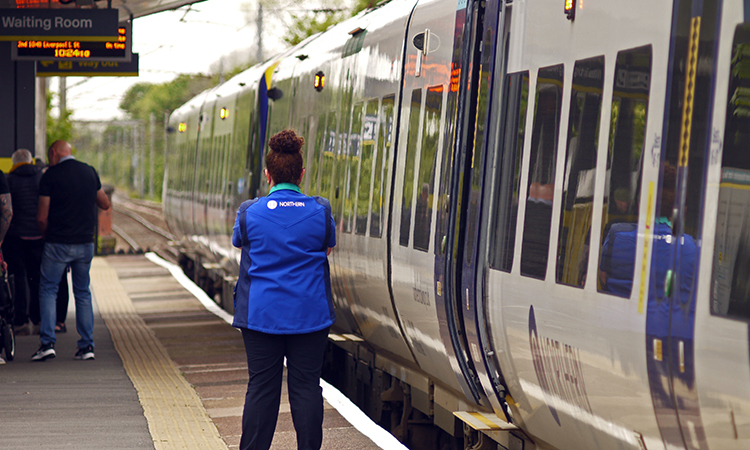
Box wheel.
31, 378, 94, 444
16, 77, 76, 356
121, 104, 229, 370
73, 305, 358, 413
2, 322, 14, 361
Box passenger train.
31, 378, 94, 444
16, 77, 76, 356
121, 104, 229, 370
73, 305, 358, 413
163, 0, 750, 448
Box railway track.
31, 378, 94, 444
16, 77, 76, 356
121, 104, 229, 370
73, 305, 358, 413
109, 193, 177, 262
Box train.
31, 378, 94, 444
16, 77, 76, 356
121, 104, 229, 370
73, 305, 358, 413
162, 0, 750, 449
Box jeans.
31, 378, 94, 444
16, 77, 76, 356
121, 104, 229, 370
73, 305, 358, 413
39, 242, 95, 348
240, 327, 329, 450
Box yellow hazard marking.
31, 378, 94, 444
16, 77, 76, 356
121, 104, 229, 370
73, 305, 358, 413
654, 338, 663, 361
679, 16, 701, 168
638, 182, 655, 314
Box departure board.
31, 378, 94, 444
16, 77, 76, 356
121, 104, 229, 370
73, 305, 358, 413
12, 22, 131, 62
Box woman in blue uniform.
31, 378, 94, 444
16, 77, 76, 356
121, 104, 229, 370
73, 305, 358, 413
232, 129, 336, 450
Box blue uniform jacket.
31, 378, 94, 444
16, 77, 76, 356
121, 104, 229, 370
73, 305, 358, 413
232, 185, 336, 334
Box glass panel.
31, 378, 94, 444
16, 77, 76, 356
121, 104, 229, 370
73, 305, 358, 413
400, 89, 423, 247
520, 65, 564, 279
343, 103, 363, 233
371, 96, 394, 238
556, 56, 604, 287
310, 114, 327, 197
712, 25, 750, 320
319, 112, 337, 202
414, 86, 443, 252
488, 72, 529, 271
597, 46, 652, 297
356, 100, 379, 235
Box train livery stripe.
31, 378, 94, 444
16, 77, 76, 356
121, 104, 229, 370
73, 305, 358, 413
638, 182, 655, 315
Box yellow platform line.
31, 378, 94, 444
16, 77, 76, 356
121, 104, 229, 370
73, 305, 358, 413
90, 257, 228, 450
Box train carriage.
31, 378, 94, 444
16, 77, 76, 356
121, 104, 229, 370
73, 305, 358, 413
164, 0, 750, 449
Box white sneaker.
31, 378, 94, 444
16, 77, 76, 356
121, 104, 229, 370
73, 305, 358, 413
0, 356, 5, 364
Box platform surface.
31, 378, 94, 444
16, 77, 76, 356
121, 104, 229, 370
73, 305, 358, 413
1, 254, 383, 450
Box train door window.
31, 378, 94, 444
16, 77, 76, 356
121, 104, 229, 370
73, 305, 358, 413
310, 114, 327, 196
414, 86, 443, 252
556, 56, 605, 288
371, 95, 394, 238
711, 24, 750, 320
356, 100, 379, 236
343, 103, 364, 234
320, 112, 338, 213
520, 64, 564, 279
597, 46, 652, 298
400, 89, 423, 247
488, 71, 529, 272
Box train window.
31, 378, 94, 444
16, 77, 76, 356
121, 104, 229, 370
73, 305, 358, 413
555, 56, 605, 288
371, 95, 394, 238
310, 114, 327, 196
343, 104, 363, 234
520, 65, 564, 279
488, 71, 529, 272
356, 100, 379, 236
413, 86, 443, 252
400, 89, 423, 247
711, 24, 750, 320
320, 112, 338, 201
597, 46, 652, 298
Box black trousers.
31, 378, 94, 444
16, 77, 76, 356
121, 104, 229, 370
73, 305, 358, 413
1, 236, 69, 326
240, 326, 329, 450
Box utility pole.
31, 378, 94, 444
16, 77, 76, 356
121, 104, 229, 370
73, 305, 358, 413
149, 113, 155, 199
59, 77, 66, 118
256, 1, 263, 63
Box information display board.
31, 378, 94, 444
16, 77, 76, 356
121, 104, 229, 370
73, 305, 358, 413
12, 21, 130, 62
36, 53, 139, 77
0, 8, 119, 41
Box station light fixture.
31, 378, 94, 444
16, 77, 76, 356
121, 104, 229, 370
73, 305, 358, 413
564, 0, 576, 20
314, 71, 325, 92
220, 107, 229, 120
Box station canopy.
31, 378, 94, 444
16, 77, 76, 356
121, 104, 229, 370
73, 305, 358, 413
1, 0, 205, 21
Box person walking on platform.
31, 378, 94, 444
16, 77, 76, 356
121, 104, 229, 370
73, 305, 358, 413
3, 150, 71, 336
3, 149, 44, 335
31, 140, 111, 362
232, 129, 336, 450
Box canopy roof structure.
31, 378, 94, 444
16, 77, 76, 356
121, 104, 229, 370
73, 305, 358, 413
1, 0, 205, 22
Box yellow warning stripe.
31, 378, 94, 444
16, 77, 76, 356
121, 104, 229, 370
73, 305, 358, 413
469, 412, 502, 429
638, 182, 655, 314
678, 16, 701, 168
720, 182, 750, 190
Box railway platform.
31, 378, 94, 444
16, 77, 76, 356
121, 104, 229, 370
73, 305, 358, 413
1, 254, 399, 450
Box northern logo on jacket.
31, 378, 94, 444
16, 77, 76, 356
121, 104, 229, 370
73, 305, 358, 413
268, 199, 305, 209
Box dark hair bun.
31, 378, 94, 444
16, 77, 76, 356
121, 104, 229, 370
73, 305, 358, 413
269, 130, 305, 154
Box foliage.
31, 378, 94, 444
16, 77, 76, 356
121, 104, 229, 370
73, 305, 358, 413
282, 0, 383, 46
46, 91, 75, 148
118, 74, 214, 121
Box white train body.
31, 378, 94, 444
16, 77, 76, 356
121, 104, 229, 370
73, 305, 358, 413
164, 0, 750, 449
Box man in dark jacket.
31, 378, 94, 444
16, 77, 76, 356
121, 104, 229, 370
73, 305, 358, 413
31, 141, 110, 362
3, 149, 42, 334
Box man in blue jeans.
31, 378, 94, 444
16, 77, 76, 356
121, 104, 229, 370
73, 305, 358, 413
31, 140, 110, 361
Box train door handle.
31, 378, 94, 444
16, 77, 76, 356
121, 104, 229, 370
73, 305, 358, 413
664, 269, 674, 298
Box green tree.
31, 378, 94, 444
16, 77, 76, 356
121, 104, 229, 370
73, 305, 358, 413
281, 0, 382, 46
47, 90, 75, 147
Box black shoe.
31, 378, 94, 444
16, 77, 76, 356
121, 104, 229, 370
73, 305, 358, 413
31, 343, 56, 361
75, 345, 95, 360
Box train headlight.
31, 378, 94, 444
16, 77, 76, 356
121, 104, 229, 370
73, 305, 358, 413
314, 71, 325, 92
564, 0, 576, 20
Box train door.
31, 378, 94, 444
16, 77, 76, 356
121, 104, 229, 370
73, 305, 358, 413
454, 0, 510, 412
645, 1, 721, 448
699, 5, 750, 449
388, 0, 469, 394
430, 0, 491, 404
